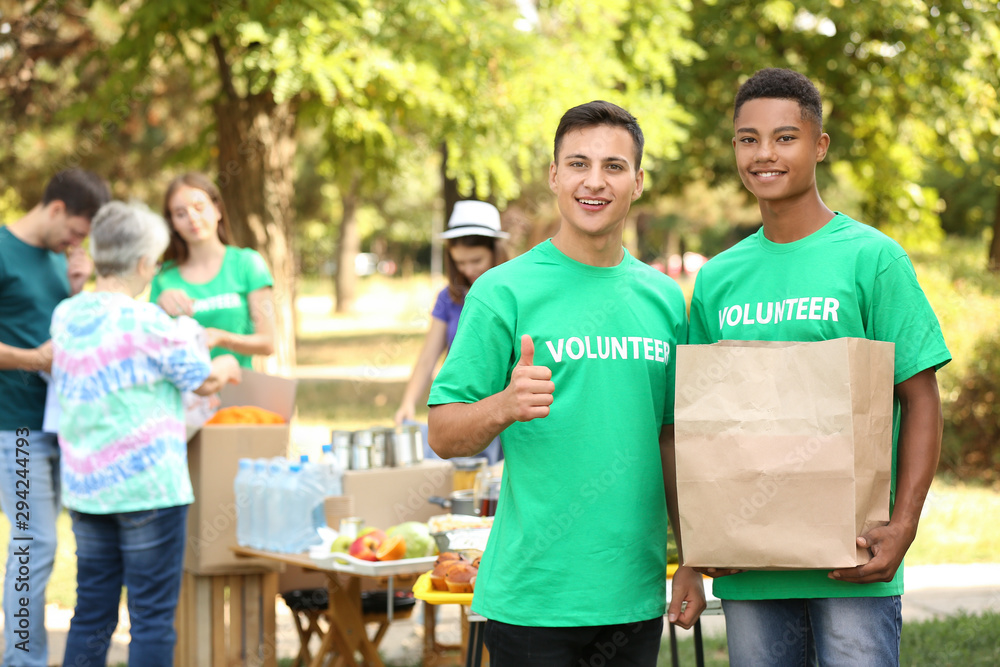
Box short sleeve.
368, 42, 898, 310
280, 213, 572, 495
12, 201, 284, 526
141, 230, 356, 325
663, 295, 688, 425
687, 275, 714, 345
430, 287, 453, 323
870, 255, 951, 384
428, 293, 514, 407
240, 249, 274, 293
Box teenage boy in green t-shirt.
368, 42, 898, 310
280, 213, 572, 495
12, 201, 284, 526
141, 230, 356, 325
688, 68, 951, 666
428, 101, 705, 666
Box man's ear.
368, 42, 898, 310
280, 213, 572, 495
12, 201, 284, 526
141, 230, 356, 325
816, 132, 831, 163
43, 200, 67, 218
631, 168, 645, 201
549, 161, 558, 194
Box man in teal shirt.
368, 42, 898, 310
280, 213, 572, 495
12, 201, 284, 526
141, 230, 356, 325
688, 68, 950, 666
0, 168, 109, 667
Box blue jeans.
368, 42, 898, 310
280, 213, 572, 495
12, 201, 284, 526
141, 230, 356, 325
63, 505, 188, 667
722, 596, 902, 667
0, 430, 60, 667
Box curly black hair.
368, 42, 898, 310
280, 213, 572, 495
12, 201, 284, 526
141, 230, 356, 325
734, 68, 824, 129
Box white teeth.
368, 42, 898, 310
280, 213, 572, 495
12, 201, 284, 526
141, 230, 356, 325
578, 199, 606, 205
757, 172, 782, 177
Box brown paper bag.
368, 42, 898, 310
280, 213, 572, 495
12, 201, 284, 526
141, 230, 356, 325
673, 338, 894, 569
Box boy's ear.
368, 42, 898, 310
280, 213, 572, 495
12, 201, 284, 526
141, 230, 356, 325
816, 132, 831, 163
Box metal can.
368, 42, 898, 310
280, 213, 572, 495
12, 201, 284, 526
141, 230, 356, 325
389, 427, 413, 467
370, 426, 390, 468
330, 429, 351, 471
405, 424, 425, 464
349, 429, 373, 470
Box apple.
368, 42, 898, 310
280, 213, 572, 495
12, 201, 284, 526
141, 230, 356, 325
348, 529, 387, 561
330, 535, 353, 554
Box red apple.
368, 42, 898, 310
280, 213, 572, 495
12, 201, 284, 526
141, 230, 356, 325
348, 529, 386, 562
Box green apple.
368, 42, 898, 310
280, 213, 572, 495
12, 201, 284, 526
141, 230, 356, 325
330, 535, 353, 553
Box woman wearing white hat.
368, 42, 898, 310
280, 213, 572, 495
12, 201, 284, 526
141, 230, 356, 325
395, 201, 509, 463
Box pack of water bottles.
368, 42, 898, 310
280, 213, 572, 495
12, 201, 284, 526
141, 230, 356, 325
234, 443, 345, 553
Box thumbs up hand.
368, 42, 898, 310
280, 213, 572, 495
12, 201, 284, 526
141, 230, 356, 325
504, 334, 555, 422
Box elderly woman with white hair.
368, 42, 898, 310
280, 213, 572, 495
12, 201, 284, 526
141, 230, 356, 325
49, 201, 241, 667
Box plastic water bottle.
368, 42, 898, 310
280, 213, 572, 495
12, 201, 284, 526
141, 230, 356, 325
320, 443, 344, 496
286, 463, 320, 553
295, 456, 324, 550
265, 458, 290, 551
249, 459, 268, 549
234, 459, 254, 547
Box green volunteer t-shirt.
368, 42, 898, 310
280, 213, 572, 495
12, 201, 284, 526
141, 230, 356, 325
429, 240, 688, 626
688, 212, 951, 600
0, 227, 70, 430
150, 246, 273, 368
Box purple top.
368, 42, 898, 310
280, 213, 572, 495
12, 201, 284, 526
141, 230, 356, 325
431, 286, 465, 348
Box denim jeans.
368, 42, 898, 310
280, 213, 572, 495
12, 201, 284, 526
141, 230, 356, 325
483, 616, 664, 667
62, 504, 188, 667
722, 596, 902, 667
0, 430, 60, 667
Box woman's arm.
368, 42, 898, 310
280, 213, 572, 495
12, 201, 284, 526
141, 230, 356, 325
192, 354, 242, 396
205, 286, 275, 357
395, 318, 449, 425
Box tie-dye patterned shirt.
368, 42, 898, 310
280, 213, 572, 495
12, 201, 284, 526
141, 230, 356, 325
50, 291, 212, 514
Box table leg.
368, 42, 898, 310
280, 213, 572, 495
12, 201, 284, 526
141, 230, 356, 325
465, 616, 486, 667
693, 618, 704, 667
325, 574, 384, 667
669, 622, 679, 667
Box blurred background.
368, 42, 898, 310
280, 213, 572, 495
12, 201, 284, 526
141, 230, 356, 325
1, 0, 998, 484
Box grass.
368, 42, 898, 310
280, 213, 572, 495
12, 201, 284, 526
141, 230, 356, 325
908, 477, 1000, 564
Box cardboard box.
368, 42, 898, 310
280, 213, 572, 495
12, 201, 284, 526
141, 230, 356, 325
184, 370, 297, 575
342, 460, 453, 531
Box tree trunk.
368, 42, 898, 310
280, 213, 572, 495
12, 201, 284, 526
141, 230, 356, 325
334, 174, 362, 314
436, 143, 461, 280
213, 92, 297, 373
989, 189, 1000, 271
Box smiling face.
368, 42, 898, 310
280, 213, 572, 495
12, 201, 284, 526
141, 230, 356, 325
549, 124, 644, 243
733, 97, 829, 206
167, 185, 223, 246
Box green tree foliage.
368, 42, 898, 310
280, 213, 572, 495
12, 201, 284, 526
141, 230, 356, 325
659, 0, 1000, 257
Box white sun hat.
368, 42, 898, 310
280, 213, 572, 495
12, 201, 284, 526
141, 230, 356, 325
439, 200, 509, 239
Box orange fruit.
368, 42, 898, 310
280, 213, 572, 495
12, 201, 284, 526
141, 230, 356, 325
375, 535, 406, 561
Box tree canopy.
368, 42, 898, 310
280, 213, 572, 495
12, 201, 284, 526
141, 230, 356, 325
2, 0, 998, 343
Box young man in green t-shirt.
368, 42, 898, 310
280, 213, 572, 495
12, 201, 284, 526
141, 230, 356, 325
428, 101, 705, 666
688, 68, 951, 665
0, 168, 110, 667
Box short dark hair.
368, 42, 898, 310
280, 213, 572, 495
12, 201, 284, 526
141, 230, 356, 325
42, 168, 110, 219
162, 172, 234, 265
734, 68, 824, 129
554, 101, 644, 169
